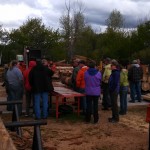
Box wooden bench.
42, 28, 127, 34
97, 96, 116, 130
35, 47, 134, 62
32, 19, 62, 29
0, 100, 22, 136
4, 120, 47, 150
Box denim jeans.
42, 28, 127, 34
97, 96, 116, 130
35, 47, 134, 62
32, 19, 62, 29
120, 86, 128, 114
34, 92, 49, 119
130, 81, 141, 102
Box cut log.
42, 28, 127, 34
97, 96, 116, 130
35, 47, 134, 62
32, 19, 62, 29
0, 117, 16, 150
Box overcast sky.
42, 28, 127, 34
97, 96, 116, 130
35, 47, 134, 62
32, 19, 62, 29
0, 0, 150, 32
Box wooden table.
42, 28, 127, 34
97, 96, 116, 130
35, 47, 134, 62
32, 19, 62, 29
51, 86, 85, 119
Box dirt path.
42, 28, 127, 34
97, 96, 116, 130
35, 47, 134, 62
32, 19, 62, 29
0, 105, 148, 150
0, 84, 149, 150
40, 105, 148, 150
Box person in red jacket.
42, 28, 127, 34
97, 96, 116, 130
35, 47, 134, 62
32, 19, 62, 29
23, 61, 36, 117
76, 60, 88, 115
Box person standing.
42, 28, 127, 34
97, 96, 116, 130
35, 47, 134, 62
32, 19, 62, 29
71, 59, 80, 105
102, 58, 112, 110
2, 64, 12, 111
128, 60, 142, 103
71, 59, 80, 91
108, 59, 120, 123
6, 60, 24, 115
76, 60, 88, 115
42, 58, 55, 109
23, 60, 36, 117
84, 61, 102, 123
29, 59, 54, 120
137, 59, 143, 80
119, 65, 129, 115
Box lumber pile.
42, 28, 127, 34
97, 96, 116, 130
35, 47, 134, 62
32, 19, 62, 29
52, 65, 73, 81
73, 55, 94, 62
141, 65, 150, 92
52, 55, 94, 84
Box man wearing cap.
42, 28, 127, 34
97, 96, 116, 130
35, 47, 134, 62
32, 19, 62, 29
71, 59, 80, 106
108, 59, 120, 123
71, 59, 80, 91
102, 58, 112, 110
128, 60, 142, 103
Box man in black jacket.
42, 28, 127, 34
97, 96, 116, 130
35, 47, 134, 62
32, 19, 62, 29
128, 60, 142, 103
29, 59, 54, 119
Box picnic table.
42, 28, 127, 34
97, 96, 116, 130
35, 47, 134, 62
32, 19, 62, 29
51, 86, 85, 119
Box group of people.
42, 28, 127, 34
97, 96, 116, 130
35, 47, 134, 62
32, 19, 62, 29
71, 58, 143, 124
3, 57, 143, 123
3, 59, 55, 120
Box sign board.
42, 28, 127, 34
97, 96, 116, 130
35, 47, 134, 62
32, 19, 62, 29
16, 55, 23, 61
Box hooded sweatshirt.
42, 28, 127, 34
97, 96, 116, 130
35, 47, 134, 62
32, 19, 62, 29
109, 69, 120, 93
23, 61, 36, 91
120, 69, 129, 87
76, 66, 88, 89
84, 68, 102, 96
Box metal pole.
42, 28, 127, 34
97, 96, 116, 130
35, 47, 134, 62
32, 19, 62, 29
32, 125, 42, 150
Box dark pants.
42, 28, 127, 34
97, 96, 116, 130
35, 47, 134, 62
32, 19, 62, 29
85, 96, 99, 123
6, 90, 12, 111
110, 91, 119, 121
102, 82, 111, 109
8, 84, 23, 116
25, 90, 34, 115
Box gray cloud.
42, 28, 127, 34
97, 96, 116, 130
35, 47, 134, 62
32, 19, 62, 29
1, 0, 150, 31
0, 0, 35, 7
130, 0, 149, 2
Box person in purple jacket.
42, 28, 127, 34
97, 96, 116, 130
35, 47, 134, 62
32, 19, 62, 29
108, 59, 120, 123
84, 61, 102, 123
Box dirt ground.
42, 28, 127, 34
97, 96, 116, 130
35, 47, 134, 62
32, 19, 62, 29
1, 104, 149, 150
0, 84, 149, 150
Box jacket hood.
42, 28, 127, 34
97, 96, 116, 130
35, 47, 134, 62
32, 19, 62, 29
122, 68, 128, 72
80, 66, 88, 71
87, 68, 98, 76
29, 61, 36, 68
112, 69, 120, 73
131, 64, 140, 67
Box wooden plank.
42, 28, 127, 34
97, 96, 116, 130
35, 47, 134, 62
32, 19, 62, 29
0, 117, 16, 150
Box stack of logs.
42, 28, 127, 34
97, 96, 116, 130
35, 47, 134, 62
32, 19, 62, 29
141, 65, 150, 92
53, 55, 94, 86
52, 64, 73, 86
141, 65, 150, 101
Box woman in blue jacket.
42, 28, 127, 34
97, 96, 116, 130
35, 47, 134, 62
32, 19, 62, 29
84, 61, 102, 123
108, 59, 120, 123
